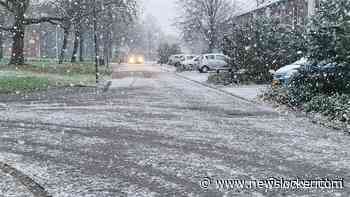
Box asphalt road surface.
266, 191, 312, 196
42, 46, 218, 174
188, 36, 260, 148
0, 63, 349, 196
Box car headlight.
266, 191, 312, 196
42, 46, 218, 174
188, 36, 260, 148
129, 57, 135, 64
138, 56, 144, 63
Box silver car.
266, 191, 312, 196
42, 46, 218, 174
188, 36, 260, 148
197, 53, 231, 73
180, 55, 199, 69
168, 54, 185, 66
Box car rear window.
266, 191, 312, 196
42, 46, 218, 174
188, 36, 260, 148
216, 55, 226, 61
207, 55, 215, 60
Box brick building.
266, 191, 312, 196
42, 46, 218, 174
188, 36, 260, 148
24, 29, 41, 58
0, 31, 40, 59
235, 0, 319, 26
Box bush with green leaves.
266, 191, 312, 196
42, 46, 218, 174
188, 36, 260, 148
308, 0, 350, 64
263, 86, 350, 124
262, 86, 291, 105
223, 16, 307, 83
305, 94, 350, 124
262, 0, 350, 126
273, 0, 350, 106
297, 0, 350, 98
207, 72, 233, 85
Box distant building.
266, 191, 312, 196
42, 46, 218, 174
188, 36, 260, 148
235, 0, 319, 27
25, 29, 41, 58
2, 29, 42, 59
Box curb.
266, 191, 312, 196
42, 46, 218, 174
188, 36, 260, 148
0, 162, 51, 197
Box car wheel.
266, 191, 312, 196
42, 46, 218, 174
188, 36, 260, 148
201, 66, 209, 73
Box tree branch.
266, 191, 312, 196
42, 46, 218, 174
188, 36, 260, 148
0, 0, 13, 12
24, 17, 66, 25
0, 25, 13, 32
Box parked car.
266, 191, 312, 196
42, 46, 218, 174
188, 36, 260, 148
314, 62, 338, 74
272, 58, 345, 87
272, 58, 309, 86
168, 54, 185, 66
197, 54, 231, 73
180, 55, 200, 70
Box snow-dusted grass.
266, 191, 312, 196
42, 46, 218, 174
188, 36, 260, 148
13, 61, 105, 75
0, 60, 111, 94
0, 58, 100, 74
0, 76, 50, 94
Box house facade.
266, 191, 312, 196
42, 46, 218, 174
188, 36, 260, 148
235, 0, 319, 27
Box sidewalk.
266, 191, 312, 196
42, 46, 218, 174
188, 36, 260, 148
221, 84, 268, 101
177, 71, 268, 102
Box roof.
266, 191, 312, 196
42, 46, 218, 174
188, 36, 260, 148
235, 0, 284, 17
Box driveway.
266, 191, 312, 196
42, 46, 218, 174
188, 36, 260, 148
0, 63, 349, 196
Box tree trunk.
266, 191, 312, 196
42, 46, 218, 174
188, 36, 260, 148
8, 2, 28, 65
9, 25, 25, 65
0, 32, 3, 60
93, 2, 99, 83
59, 27, 69, 64
71, 28, 79, 63
79, 31, 84, 62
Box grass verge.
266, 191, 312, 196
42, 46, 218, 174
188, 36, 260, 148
0, 76, 50, 94
0, 59, 111, 94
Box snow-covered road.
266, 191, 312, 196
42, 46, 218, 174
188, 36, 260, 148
0, 64, 349, 196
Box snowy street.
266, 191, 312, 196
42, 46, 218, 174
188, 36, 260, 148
0, 63, 349, 196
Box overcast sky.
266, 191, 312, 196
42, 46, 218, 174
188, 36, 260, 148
141, 0, 256, 35
141, 0, 178, 35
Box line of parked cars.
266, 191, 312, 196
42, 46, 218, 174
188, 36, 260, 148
168, 53, 231, 73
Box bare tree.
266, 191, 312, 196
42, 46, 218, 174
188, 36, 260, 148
0, 31, 3, 60
70, 1, 83, 63
57, 0, 137, 64
51, 0, 85, 64
0, 0, 64, 65
0, 7, 5, 60
256, 0, 266, 7
175, 0, 234, 52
